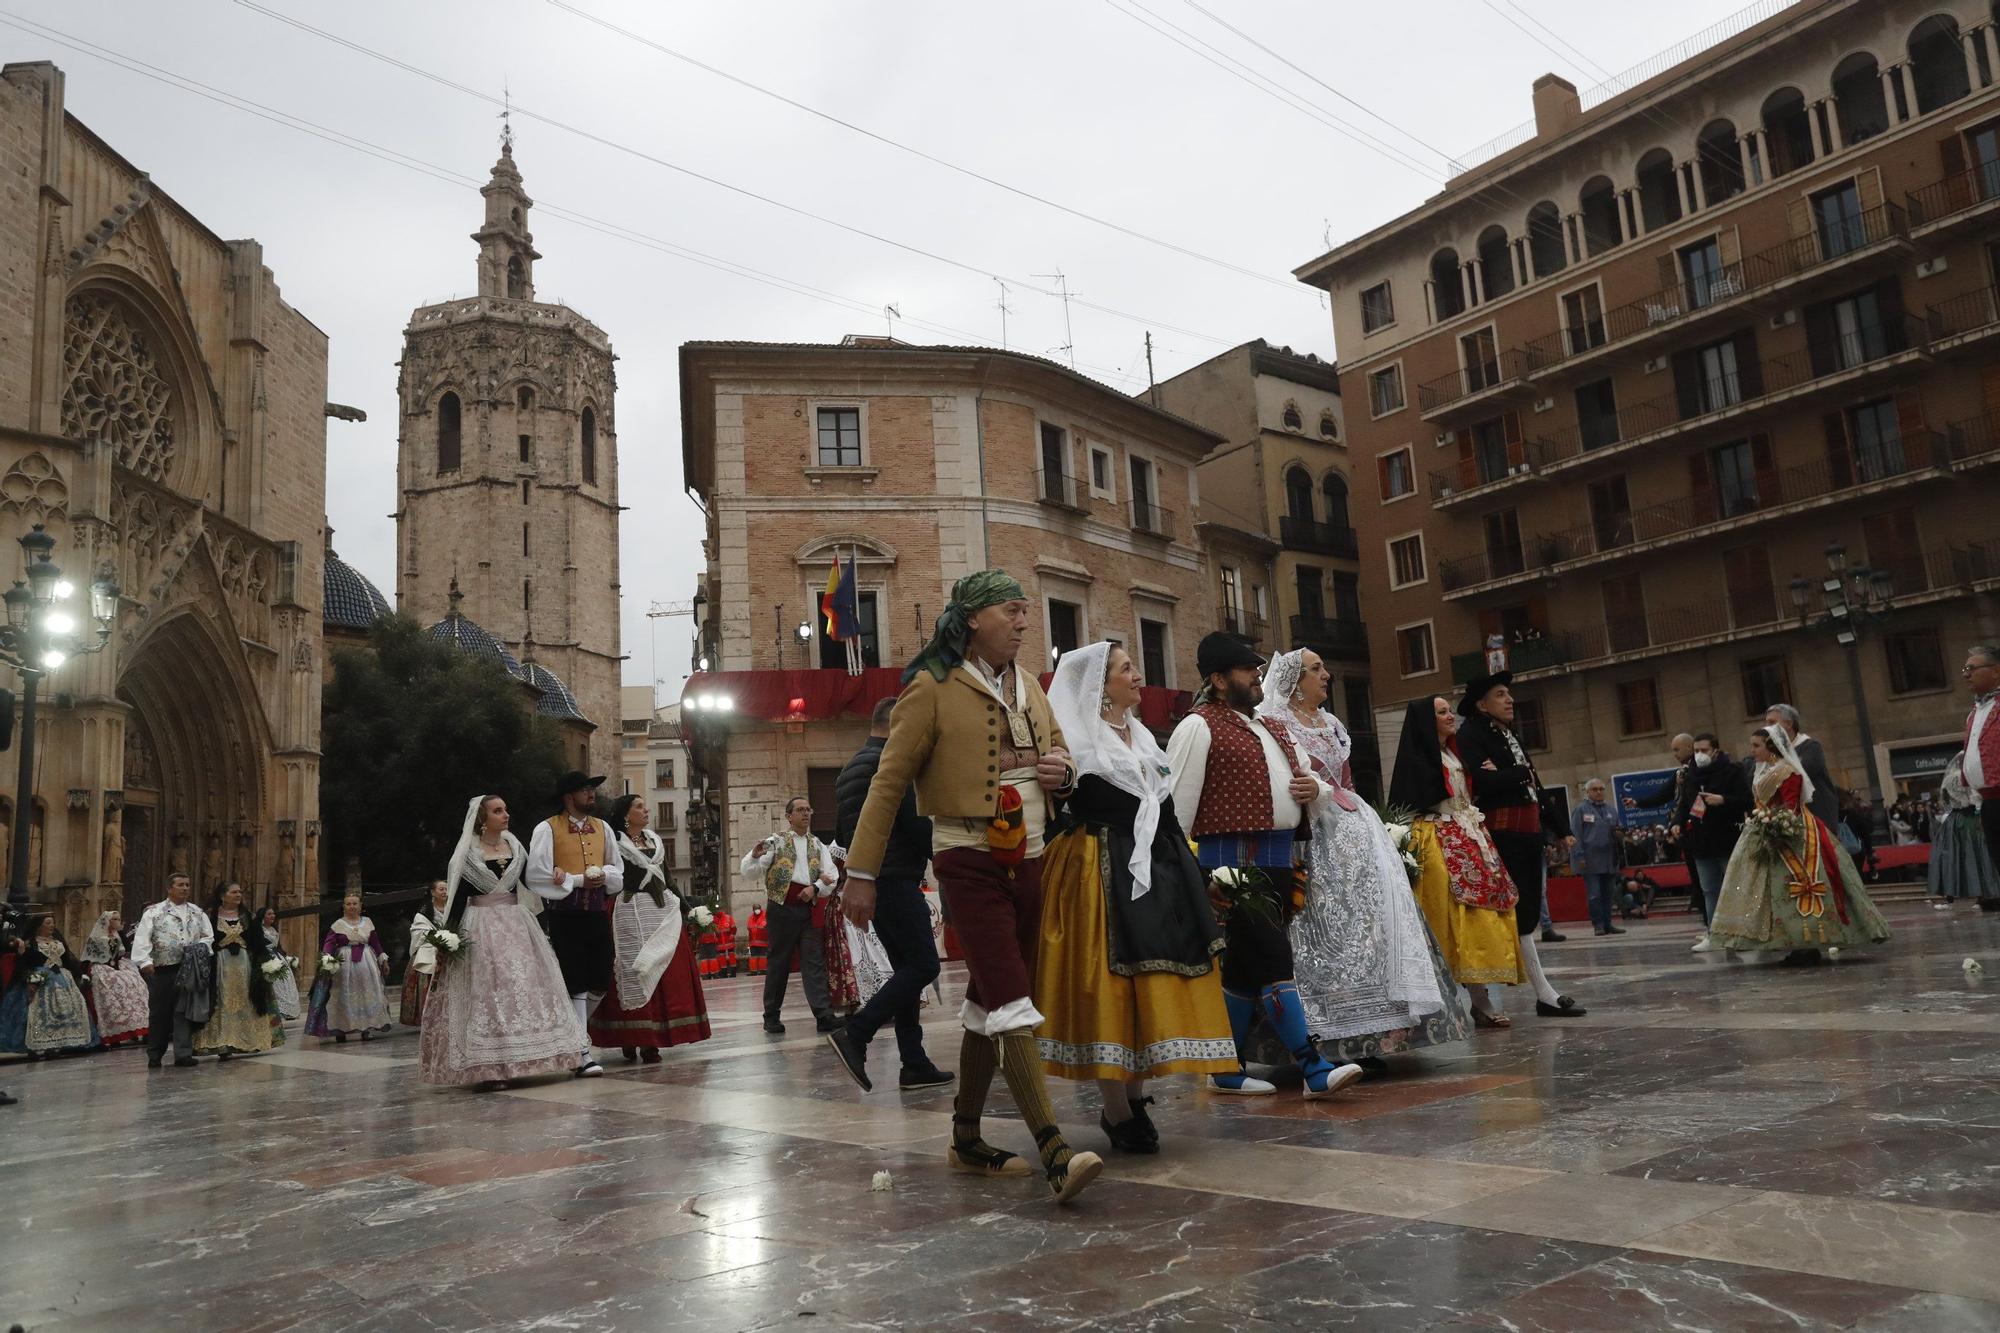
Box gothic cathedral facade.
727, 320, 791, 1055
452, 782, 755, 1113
395, 140, 622, 773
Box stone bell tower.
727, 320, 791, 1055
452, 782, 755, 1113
394, 131, 622, 772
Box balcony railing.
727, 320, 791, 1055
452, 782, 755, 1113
1448, 632, 1580, 685
1426, 434, 1559, 504
1035, 468, 1088, 513
1948, 411, 2000, 467
1290, 615, 1369, 661
1278, 514, 1360, 557
1925, 285, 2000, 343
1907, 160, 2000, 228
1219, 608, 1269, 641
1438, 429, 1945, 595
1131, 501, 1175, 540
1416, 347, 1534, 415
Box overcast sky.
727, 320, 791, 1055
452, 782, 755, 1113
9, 0, 1749, 702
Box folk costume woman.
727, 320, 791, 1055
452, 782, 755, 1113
401, 881, 451, 1027
198, 883, 280, 1056
1261, 652, 1464, 1062
82, 910, 149, 1047
1930, 753, 2000, 906
1035, 642, 1236, 1154
588, 794, 712, 1060
1710, 728, 1891, 961
0, 915, 96, 1056
419, 795, 590, 1088
307, 892, 392, 1041
1389, 697, 1524, 1028
259, 906, 302, 1021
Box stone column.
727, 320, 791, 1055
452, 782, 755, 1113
1565, 213, 1583, 265
1884, 64, 1909, 123
1982, 24, 2000, 86
1823, 97, 1845, 154
1680, 161, 1702, 214
1963, 28, 1984, 86
1739, 130, 1760, 187
1464, 260, 1483, 308
1807, 99, 1831, 159
1619, 190, 1639, 242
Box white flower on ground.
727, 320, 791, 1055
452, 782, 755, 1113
1966, 957, 1985, 973
870, 1171, 893, 1191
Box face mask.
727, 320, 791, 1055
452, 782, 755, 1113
1693, 751, 1714, 768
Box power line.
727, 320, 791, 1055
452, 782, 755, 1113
1481, 0, 1698, 146
543, 0, 1306, 296
228, 0, 1236, 347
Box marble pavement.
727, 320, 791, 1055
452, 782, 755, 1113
5, 901, 2000, 1331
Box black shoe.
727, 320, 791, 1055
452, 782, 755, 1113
1541, 929, 1567, 943
173, 1057, 198, 1067
1534, 996, 1587, 1018
1355, 1056, 1389, 1073
217, 1051, 232, 1061
1129, 1095, 1161, 1147
334, 1033, 347, 1044
815, 1015, 842, 1034
146, 1056, 162, 1069
1100, 1110, 1158, 1154
826, 1028, 873, 1092
621, 1046, 638, 1062
1778, 949, 1823, 967
1594, 927, 1610, 936
0, 1089, 15, 1106
898, 1065, 954, 1091
763, 1017, 786, 1034
1605, 925, 1627, 935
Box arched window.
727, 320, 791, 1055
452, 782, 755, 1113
1282, 401, 1303, 431
580, 406, 598, 485
1832, 54, 1889, 146
1318, 410, 1338, 440
1430, 248, 1465, 320
1636, 148, 1682, 231
1909, 15, 1971, 113
1761, 88, 1815, 176
506, 255, 526, 299
517, 385, 535, 411
1321, 472, 1350, 530
510, 206, 522, 227
1477, 225, 1515, 299
1696, 120, 1746, 205
1284, 465, 1314, 521
1526, 201, 1567, 278
436, 391, 461, 474
1579, 176, 1622, 256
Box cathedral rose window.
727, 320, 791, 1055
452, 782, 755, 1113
61, 292, 178, 483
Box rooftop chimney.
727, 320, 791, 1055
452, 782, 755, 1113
1532, 74, 1582, 140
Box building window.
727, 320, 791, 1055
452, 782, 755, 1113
517, 385, 535, 411
581, 406, 598, 485
1048, 598, 1082, 657
521, 479, 531, 505
1361, 281, 1395, 332
1252, 582, 1268, 621
1514, 697, 1548, 751
1847, 398, 1908, 480
1088, 443, 1114, 498
1477, 224, 1515, 300
1430, 248, 1465, 320
1580, 175, 1622, 255
518, 433, 532, 463
657, 760, 676, 788
436, 391, 461, 473
1723, 544, 1778, 627
1885, 628, 1948, 693
1343, 678, 1372, 730
1710, 439, 1760, 518
1460, 326, 1500, 392
521, 522, 530, 558
1471, 417, 1509, 485
1332, 570, 1361, 621
1396, 622, 1436, 677
1220, 565, 1242, 630
1368, 365, 1404, 417
1128, 455, 1160, 533
1295, 565, 1325, 621
1588, 475, 1633, 550
1616, 678, 1663, 737
1686, 337, 1745, 414
1813, 181, 1866, 259
1319, 411, 1339, 441
1908, 14, 1971, 115
1139, 618, 1169, 687
1483, 509, 1524, 577
1282, 401, 1304, 432
1823, 288, 1889, 370
1680, 237, 1727, 309
656, 802, 672, 827
1562, 286, 1606, 355
816, 406, 862, 466
1739, 655, 1792, 719
1527, 201, 1567, 278
1321, 473, 1350, 530
1387, 533, 1426, 589
1039, 422, 1072, 503
817, 589, 881, 669
621, 735, 639, 751
1378, 447, 1415, 501
1635, 148, 1683, 232
1697, 119, 1747, 202
523, 578, 532, 612
1285, 465, 1315, 522
1762, 87, 1815, 177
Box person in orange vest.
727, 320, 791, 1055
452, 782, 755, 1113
715, 907, 738, 977
747, 905, 768, 975
696, 917, 720, 978
526, 771, 620, 1079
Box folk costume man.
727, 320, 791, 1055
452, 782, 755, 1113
739, 797, 841, 1034
132, 871, 214, 1067
1166, 633, 1365, 1101
1965, 644, 2000, 878
1454, 673, 1587, 1019
845, 570, 1104, 1204
527, 770, 622, 1078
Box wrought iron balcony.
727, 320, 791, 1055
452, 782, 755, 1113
1034, 468, 1089, 514
1415, 347, 1535, 423
1907, 161, 2000, 235
1289, 615, 1369, 662
1131, 501, 1176, 541
1278, 515, 1360, 557
1219, 608, 1269, 643
1448, 632, 1579, 685
1925, 284, 2000, 348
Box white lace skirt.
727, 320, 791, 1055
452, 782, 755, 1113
419, 896, 585, 1085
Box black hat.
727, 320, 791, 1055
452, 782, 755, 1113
555, 770, 607, 799
1456, 670, 1513, 717
1195, 631, 1266, 681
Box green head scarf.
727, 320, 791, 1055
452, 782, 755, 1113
903, 569, 1027, 684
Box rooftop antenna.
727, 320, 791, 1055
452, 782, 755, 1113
1144, 331, 1158, 406
993, 278, 1012, 349
884, 303, 900, 340
1033, 268, 1076, 369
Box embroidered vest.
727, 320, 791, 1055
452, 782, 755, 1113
546, 815, 611, 911
763, 834, 822, 903
1189, 703, 1298, 838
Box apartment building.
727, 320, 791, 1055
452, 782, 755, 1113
679, 338, 1220, 914
1299, 0, 2000, 807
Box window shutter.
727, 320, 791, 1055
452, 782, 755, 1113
1785, 193, 1814, 242
1656, 252, 1679, 291
1687, 450, 1713, 495
1732, 329, 1764, 397
1718, 226, 1741, 269
1672, 348, 1702, 418
1751, 434, 1779, 507
1855, 166, 1885, 214
1503, 410, 1525, 467
1456, 428, 1477, 489
1823, 411, 1853, 488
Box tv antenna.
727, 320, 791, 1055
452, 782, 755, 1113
993, 278, 1012, 349
883, 303, 900, 340
1033, 268, 1076, 368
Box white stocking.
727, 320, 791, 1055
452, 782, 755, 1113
1515, 934, 1561, 1006
572, 994, 592, 1045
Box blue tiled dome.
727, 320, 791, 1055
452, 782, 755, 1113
516, 660, 589, 722
323, 549, 391, 629
429, 609, 522, 674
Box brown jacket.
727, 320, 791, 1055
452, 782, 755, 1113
845, 664, 1068, 878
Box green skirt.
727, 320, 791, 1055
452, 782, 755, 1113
1711, 819, 1891, 952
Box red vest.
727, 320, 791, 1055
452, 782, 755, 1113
1968, 695, 2000, 799
1189, 703, 1301, 838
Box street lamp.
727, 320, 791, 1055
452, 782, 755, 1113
1787, 544, 1893, 816
0, 524, 119, 906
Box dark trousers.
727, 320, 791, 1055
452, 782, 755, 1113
1493, 831, 1545, 936
932, 848, 1043, 1016
1583, 872, 1618, 932
762, 899, 830, 1021
846, 876, 941, 1069
145, 964, 195, 1061
1983, 803, 2000, 909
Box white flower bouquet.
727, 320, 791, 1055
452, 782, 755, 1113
425, 926, 467, 961
287, 955, 301, 972
318, 952, 341, 976
1375, 802, 1425, 888
688, 905, 715, 930
261, 957, 288, 978
1208, 866, 1283, 926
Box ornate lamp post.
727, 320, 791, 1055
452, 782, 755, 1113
1786, 540, 1893, 812
0, 524, 120, 906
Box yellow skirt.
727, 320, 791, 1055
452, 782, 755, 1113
1033, 828, 1238, 1080
1411, 822, 1524, 986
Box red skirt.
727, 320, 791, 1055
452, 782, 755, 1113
587, 925, 713, 1048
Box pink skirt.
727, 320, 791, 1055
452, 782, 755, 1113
418, 896, 585, 1086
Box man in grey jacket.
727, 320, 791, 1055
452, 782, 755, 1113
1764, 703, 1842, 828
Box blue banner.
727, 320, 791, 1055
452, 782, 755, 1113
1612, 768, 1680, 828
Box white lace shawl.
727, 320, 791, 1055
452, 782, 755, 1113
1048, 641, 1171, 899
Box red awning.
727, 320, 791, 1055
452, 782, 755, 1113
680, 668, 1192, 733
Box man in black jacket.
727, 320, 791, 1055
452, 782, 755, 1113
1455, 672, 1587, 1018
827, 697, 951, 1093
1675, 732, 1753, 953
